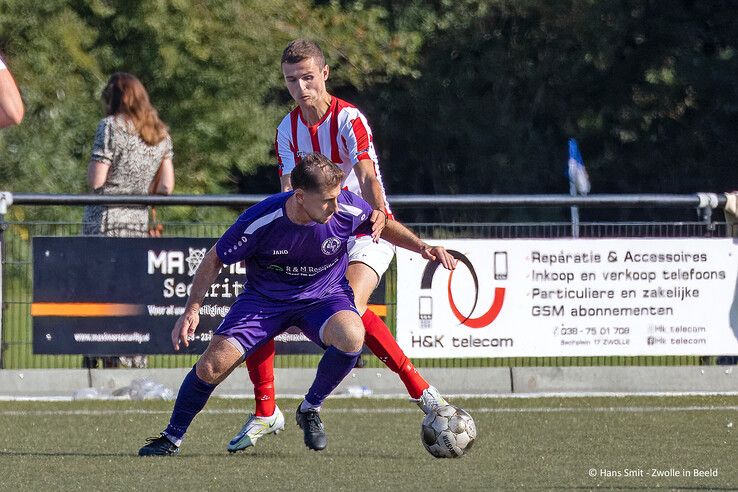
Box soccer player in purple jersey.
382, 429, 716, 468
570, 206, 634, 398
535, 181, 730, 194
139, 153, 456, 455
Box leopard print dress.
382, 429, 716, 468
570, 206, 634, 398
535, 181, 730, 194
81, 115, 173, 368
82, 115, 173, 237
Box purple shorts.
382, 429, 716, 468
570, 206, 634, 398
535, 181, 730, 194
214, 288, 358, 357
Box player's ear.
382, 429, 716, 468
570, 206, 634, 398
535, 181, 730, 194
322, 64, 329, 81
294, 189, 304, 205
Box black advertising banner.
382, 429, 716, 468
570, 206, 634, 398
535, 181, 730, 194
32, 237, 386, 355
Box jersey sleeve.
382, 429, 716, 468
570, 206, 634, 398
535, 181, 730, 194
91, 118, 114, 165
341, 111, 379, 166
339, 191, 375, 236
275, 117, 296, 177
215, 208, 262, 265
163, 134, 174, 161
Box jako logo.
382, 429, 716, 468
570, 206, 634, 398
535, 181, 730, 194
420, 250, 505, 329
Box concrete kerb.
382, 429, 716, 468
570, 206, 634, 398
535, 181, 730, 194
0, 369, 90, 397
1, 367, 737, 398
92, 367, 513, 398
0, 367, 512, 399
512, 366, 738, 393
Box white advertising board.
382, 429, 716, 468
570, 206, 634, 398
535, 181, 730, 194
396, 239, 738, 358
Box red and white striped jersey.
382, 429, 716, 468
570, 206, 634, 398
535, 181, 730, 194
275, 96, 391, 214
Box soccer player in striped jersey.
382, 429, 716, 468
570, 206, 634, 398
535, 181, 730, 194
228, 39, 451, 453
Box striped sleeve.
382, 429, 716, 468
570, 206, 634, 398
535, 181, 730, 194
275, 116, 296, 177
341, 110, 377, 165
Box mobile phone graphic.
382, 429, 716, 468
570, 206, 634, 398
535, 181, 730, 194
419, 296, 433, 329
494, 251, 508, 280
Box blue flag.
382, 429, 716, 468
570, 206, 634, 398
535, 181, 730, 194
567, 138, 590, 195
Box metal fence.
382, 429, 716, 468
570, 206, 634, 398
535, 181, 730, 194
1, 192, 734, 369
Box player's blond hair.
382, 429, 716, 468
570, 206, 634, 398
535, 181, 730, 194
281, 39, 326, 68
291, 153, 343, 192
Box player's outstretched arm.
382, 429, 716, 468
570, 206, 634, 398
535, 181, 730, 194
380, 220, 457, 270
172, 246, 224, 350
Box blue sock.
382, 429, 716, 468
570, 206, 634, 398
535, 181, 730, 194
304, 346, 362, 408
163, 366, 216, 446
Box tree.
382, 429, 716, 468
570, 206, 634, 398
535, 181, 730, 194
0, 0, 420, 222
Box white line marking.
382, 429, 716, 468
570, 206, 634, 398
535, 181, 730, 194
2, 390, 738, 402
1, 405, 737, 417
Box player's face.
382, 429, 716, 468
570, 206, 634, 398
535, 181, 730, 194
299, 184, 341, 224
282, 58, 329, 107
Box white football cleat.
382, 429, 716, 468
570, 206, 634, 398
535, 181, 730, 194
227, 406, 285, 452
414, 385, 449, 414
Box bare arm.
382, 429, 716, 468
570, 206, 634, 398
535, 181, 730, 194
171, 246, 223, 350
151, 157, 175, 195
87, 161, 109, 191
354, 158, 389, 241
280, 174, 292, 192
0, 68, 24, 128
381, 220, 457, 270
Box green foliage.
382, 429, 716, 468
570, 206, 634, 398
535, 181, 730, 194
359, 0, 738, 222
0, 0, 418, 222
1, 0, 738, 224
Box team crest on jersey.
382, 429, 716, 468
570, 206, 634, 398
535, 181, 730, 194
321, 237, 341, 256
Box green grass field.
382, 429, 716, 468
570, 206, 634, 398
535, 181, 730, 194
1, 395, 736, 490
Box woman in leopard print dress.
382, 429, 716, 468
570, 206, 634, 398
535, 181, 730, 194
82, 72, 174, 367
83, 72, 174, 236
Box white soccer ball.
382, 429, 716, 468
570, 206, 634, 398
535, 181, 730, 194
421, 404, 477, 458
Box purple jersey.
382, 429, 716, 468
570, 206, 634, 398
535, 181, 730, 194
216, 190, 374, 301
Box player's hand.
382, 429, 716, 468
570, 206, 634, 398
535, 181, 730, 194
172, 308, 200, 351
370, 209, 387, 242
422, 246, 457, 270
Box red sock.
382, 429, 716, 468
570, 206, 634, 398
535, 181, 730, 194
246, 340, 276, 417
361, 309, 429, 399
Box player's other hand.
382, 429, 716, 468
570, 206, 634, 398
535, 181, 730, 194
172, 308, 200, 351
422, 246, 457, 270
369, 209, 387, 242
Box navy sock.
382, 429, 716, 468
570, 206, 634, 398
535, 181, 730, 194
305, 346, 362, 407
163, 367, 216, 446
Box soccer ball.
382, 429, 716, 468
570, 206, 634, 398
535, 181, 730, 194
421, 404, 477, 458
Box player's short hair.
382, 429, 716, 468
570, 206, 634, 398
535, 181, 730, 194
281, 39, 326, 68
291, 153, 344, 192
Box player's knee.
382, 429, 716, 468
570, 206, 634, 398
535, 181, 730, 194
354, 299, 368, 315
327, 324, 364, 353
195, 358, 223, 385
341, 324, 365, 353
195, 361, 216, 385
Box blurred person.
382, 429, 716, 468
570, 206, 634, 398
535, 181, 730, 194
0, 54, 25, 128
138, 153, 456, 455
228, 39, 451, 453
82, 72, 174, 369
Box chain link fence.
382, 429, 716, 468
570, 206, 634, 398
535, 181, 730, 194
2, 195, 733, 369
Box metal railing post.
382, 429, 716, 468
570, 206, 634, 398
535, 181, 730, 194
0, 191, 13, 368
696, 192, 720, 235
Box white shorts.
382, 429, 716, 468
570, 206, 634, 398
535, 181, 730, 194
347, 235, 396, 279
